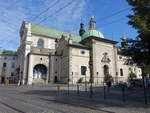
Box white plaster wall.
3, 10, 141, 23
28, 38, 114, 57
92, 40, 117, 84
52, 56, 62, 82
69, 47, 90, 84
49, 55, 55, 83
117, 55, 142, 82
117, 55, 131, 82
0, 55, 17, 78
55, 38, 69, 83
31, 35, 55, 49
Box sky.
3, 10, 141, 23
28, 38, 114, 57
0, 0, 137, 51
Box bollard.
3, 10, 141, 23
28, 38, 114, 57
77, 84, 79, 95
122, 84, 125, 102
5, 80, 9, 87
104, 85, 106, 100
56, 85, 61, 96
85, 82, 87, 92
89, 83, 93, 98
67, 79, 70, 96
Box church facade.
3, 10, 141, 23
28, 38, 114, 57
0, 17, 142, 85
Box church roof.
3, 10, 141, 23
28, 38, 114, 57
69, 41, 90, 49
81, 36, 118, 44
0, 50, 17, 56
31, 24, 81, 42
82, 29, 105, 40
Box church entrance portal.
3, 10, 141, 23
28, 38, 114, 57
54, 76, 58, 83
33, 64, 47, 82
104, 65, 109, 76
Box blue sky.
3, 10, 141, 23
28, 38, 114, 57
0, 0, 137, 50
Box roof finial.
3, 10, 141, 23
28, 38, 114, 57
89, 15, 96, 30
91, 15, 95, 20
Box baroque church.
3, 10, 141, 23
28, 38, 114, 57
0, 17, 142, 85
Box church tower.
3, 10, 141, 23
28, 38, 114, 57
79, 20, 85, 37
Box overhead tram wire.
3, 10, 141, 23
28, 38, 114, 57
1, 19, 18, 30
37, 0, 74, 25
99, 16, 126, 28
98, 8, 130, 21
31, 0, 60, 22
82, 2, 130, 28
0, 19, 19, 46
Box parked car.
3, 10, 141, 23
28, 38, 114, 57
147, 79, 150, 87
126, 81, 134, 89
134, 79, 143, 87
134, 79, 150, 87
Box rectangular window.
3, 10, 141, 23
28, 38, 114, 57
11, 63, 15, 68
11, 72, 14, 76
81, 66, 87, 75
13, 57, 15, 60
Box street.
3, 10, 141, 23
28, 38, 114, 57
0, 84, 150, 113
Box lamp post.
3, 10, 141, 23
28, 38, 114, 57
67, 78, 70, 95
142, 72, 147, 104
103, 82, 106, 100
89, 60, 93, 98
141, 64, 148, 104
85, 70, 87, 92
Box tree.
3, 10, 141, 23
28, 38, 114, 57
128, 72, 137, 80
122, 0, 150, 72
104, 74, 114, 83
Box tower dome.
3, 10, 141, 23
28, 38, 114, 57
82, 16, 104, 40
82, 29, 104, 40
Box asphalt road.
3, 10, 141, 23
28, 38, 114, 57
0, 84, 150, 113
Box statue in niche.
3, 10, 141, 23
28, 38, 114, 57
101, 52, 111, 63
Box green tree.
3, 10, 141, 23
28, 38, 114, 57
128, 72, 137, 80
77, 78, 83, 83
104, 74, 114, 83
122, 0, 150, 73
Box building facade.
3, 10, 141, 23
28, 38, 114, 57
0, 17, 142, 85
0, 50, 17, 83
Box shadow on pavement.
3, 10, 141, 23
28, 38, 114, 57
22, 85, 150, 112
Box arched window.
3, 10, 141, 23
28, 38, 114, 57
120, 68, 123, 76
3, 63, 7, 67
37, 39, 44, 48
